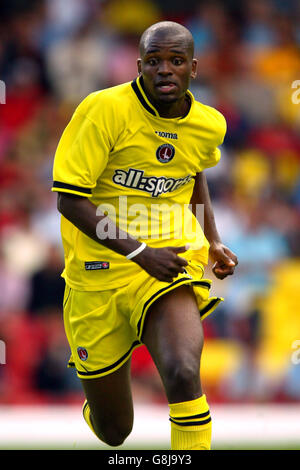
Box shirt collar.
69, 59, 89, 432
131, 75, 193, 119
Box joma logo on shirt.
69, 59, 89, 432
112, 168, 193, 197
155, 131, 178, 139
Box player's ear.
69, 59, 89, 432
137, 58, 142, 75
190, 58, 197, 79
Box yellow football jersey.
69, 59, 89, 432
52, 75, 226, 291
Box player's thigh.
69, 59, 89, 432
142, 285, 204, 402
80, 357, 133, 432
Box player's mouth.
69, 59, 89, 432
155, 81, 177, 94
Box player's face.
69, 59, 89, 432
137, 36, 197, 108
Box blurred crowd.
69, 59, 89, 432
0, 0, 300, 405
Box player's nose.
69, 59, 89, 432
157, 60, 172, 75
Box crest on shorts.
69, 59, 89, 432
77, 347, 88, 361
156, 144, 175, 163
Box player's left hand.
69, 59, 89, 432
209, 241, 238, 280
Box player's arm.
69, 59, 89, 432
57, 193, 188, 283
190, 172, 238, 279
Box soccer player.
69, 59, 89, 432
52, 21, 238, 450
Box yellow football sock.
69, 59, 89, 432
168, 394, 212, 450
82, 400, 97, 437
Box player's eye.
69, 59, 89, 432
147, 58, 158, 66
173, 57, 184, 66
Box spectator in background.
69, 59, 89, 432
0, 247, 29, 317
27, 244, 65, 317
222, 203, 290, 318
45, 20, 111, 103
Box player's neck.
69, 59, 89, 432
140, 76, 191, 118
153, 95, 191, 119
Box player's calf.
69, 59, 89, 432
80, 360, 134, 447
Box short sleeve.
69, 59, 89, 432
204, 147, 221, 168
52, 111, 110, 197
198, 108, 227, 170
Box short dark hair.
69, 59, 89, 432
139, 21, 194, 58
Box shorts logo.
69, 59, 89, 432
156, 144, 175, 163
77, 347, 88, 361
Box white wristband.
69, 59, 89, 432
126, 242, 147, 260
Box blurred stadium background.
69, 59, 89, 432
0, 0, 300, 450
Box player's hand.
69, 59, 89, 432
209, 241, 238, 280
134, 245, 189, 283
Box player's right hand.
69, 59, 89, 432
134, 245, 189, 283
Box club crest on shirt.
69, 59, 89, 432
156, 144, 175, 163
77, 347, 88, 361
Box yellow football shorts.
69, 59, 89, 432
63, 260, 223, 380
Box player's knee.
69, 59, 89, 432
93, 417, 133, 447
164, 357, 200, 401
103, 423, 132, 447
